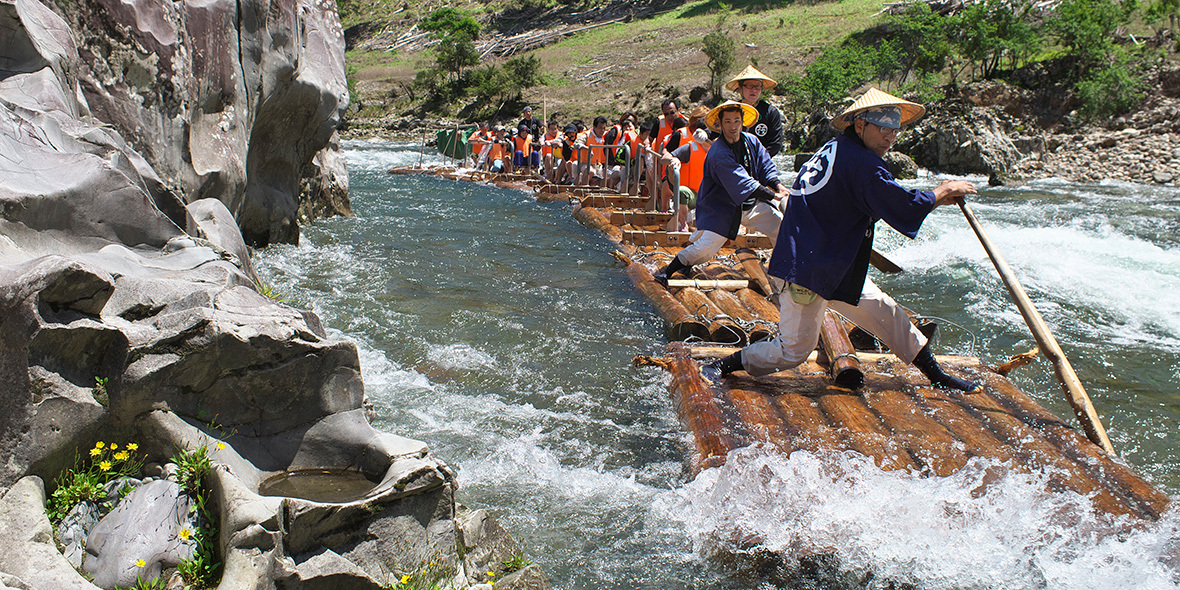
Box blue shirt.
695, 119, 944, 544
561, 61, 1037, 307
769, 134, 936, 305
695, 132, 779, 239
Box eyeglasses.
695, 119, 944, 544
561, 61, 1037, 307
741, 83, 763, 90
869, 122, 904, 136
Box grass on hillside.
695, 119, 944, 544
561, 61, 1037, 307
344, 0, 886, 126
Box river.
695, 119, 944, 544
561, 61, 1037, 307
253, 139, 1180, 589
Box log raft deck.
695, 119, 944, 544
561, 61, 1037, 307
389, 164, 1171, 521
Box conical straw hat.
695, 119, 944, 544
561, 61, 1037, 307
830, 87, 925, 131
688, 104, 710, 119
725, 64, 778, 92
706, 101, 759, 132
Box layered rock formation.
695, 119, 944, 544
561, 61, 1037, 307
0, 0, 538, 588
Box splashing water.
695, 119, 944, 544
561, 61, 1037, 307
251, 140, 1180, 589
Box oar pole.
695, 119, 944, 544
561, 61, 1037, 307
958, 201, 1115, 455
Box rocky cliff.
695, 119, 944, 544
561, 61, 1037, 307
0, 0, 538, 588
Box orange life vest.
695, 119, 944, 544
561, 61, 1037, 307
654, 115, 677, 156
513, 133, 532, 157
488, 138, 506, 162
588, 129, 607, 165
470, 129, 490, 154
681, 138, 707, 193
541, 130, 559, 157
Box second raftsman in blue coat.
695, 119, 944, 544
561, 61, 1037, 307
695, 131, 780, 240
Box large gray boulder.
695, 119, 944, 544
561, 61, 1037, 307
58, 0, 350, 246
895, 99, 1023, 180
82, 480, 197, 589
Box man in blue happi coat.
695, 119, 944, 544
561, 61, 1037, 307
705, 88, 981, 392
654, 101, 788, 283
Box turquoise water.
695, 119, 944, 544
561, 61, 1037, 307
255, 140, 1180, 589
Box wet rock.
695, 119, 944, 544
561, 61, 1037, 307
496, 564, 552, 590
882, 152, 918, 180
82, 479, 197, 590
1154, 171, 1175, 184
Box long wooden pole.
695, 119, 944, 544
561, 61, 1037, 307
958, 201, 1115, 455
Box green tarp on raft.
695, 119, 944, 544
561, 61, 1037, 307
437, 127, 474, 160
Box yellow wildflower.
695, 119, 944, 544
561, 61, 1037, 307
99, 461, 112, 471
127, 443, 139, 451
135, 559, 146, 568
400, 575, 411, 584
114, 451, 129, 461
89, 448, 101, 457
179, 528, 192, 540
216, 442, 226, 450
109, 443, 118, 450
487, 571, 495, 577
95, 442, 105, 450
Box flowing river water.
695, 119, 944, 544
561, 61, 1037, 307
254, 139, 1180, 589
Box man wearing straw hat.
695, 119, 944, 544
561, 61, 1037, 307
704, 88, 981, 392
654, 100, 788, 284
726, 64, 784, 157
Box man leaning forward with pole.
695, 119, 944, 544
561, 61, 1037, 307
703, 88, 982, 392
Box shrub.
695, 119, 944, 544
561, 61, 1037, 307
1075, 46, 1156, 120
702, 31, 736, 101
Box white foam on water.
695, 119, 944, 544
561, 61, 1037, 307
886, 202, 1180, 352
342, 139, 433, 172
426, 342, 498, 371
661, 445, 1180, 589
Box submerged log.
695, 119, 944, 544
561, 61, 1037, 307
675, 286, 746, 345
735, 248, 774, 296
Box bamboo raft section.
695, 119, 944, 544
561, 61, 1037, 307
389, 162, 1172, 521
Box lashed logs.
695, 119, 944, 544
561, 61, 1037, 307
708, 288, 773, 343
735, 248, 773, 296
818, 310, 863, 389
616, 255, 709, 341
675, 286, 745, 345
737, 288, 780, 324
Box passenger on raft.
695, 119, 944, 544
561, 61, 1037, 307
540, 120, 563, 183
703, 88, 982, 392
653, 101, 787, 284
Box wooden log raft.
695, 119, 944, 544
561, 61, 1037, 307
571, 205, 623, 243
735, 248, 774, 296
643, 344, 1170, 520
818, 310, 863, 389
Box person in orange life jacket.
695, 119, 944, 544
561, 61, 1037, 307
604, 113, 638, 190
661, 122, 712, 232
634, 121, 656, 188
654, 99, 686, 156
559, 124, 583, 185
517, 106, 543, 168
512, 123, 535, 173
653, 101, 787, 284
467, 122, 490, 166
703, 88, 981, 392
583, 116, 610, 187
540, 120, 563, 182
658, 105, 709, 209
726, 65, 784, 157
485, 125, 510, 173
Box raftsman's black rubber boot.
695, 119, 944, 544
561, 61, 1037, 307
913, 344, 981, 392
700, 351, 743, 384
653, 255, 691, 286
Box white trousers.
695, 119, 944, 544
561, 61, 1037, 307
741, 277, 928, 377
677, 201, 783, 266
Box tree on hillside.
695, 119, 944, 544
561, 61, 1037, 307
702, 32, 735, 102
955, 0, 1040, 80
422, 8, 481, 83
1046, 0, 1135, 67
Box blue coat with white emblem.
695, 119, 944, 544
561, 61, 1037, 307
695, 132, 779, 239
769, 133, 936, 305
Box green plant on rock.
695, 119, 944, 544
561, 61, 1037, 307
48, 441, 146, 522
501, 549, 532, 574
92, 376, 109, 406
173, 445, 213, 494
384, 557, 456, 590
172, 443, 223, 589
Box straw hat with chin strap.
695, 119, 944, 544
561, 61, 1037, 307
725, 65, 778, 93
830, 87, 925, 132
705, 101, 759, 132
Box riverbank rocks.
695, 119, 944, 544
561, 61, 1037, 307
53, 0, 351, 246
